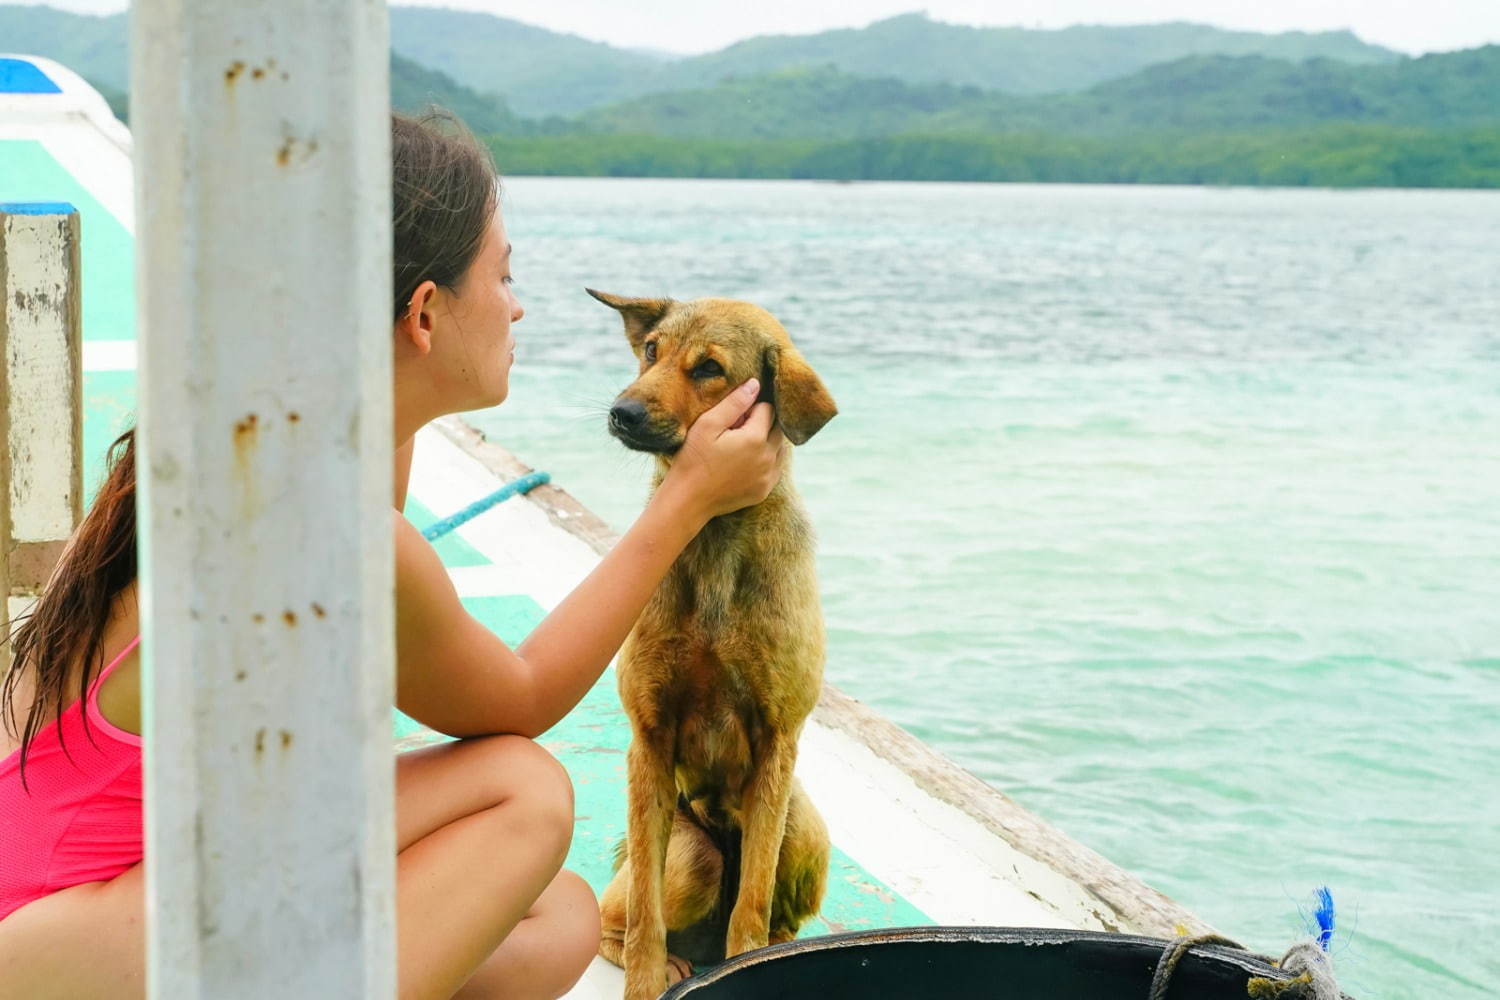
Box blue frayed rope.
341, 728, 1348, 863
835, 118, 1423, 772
1311, 886, 1336, 952
1242, 888, 1340, 998
1152, 888, 1342, 1000
422, 472, 550, 541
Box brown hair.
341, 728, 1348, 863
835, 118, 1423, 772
391, 109, 499, 319
2, 109, 500, 783
2, 428, 135, 786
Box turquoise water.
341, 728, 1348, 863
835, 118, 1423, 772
469, 178, 1500, 999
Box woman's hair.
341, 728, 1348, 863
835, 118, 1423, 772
2, 108, 499, 782
391, 108, 500, 320
2, 428, 136, 786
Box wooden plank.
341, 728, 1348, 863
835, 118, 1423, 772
130, 2, 395, 996
0, 202, 82, 665
433, 415, 619, 556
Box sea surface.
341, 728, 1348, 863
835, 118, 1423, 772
467, 177, 1500, 999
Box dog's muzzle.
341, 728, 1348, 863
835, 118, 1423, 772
609, 398, 682, 454
609, 398, 648, 434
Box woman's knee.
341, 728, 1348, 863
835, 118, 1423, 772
474, 735, 575, 861
544, 870, 600, 995
554, 869, 600, 937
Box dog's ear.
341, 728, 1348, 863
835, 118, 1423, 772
761, 345, 837, 446
586, 288, 674, 348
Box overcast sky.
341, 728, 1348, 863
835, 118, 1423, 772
39, 1, 1500, 56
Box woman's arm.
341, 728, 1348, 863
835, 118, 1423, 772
395, 380, 783, 739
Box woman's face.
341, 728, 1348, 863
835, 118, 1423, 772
440, 207, 524, 409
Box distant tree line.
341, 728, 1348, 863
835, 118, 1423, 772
486, 126, 1500, 189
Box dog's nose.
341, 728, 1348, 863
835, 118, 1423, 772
609, 399, 648, 433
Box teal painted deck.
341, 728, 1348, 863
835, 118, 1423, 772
2, 131, 931, 950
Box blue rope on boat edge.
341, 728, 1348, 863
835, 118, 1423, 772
422, 472, 550, 541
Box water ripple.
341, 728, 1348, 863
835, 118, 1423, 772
475, 178, 1500, 1000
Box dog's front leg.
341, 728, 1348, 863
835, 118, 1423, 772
624, 734, 678, 1000
725, 732, 797, 957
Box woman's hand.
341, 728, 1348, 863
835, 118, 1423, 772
660, 378, 787, 524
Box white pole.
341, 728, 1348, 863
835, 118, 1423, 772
131, 2, 394, 997
0, 203, 83, 660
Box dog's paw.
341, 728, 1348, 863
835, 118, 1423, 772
624, 972, 669, 1000
726, 910, 772, 958
667, 953, 694, 986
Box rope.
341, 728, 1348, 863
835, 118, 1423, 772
1148, 934, 1247, 1000
1149, 888, 1341, 1000
421, 472, 550, 541
1246, 942, 1340, 1000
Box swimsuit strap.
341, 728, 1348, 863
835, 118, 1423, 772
87, 634, 142, 696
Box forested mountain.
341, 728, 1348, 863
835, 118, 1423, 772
651, 15, 1399, 102
384, 10, 1401, 115
390, 52, 522, 134
0, 4, 127, 88
576, 48, 1500, 139
0, 4, 1410, 122
575, 68, 990, 140
3, 4, 1492, 188
0, 5, 524, 130
386, 6, 662, 117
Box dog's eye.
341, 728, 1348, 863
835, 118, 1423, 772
691, 359, 724, 379
643, 341, 657, 364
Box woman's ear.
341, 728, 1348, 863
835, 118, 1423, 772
395, 280, 438, 355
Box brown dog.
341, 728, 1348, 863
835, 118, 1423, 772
588, 289, 836, 999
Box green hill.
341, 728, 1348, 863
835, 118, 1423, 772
3, 3, 1491, 188
0, 4, 128, 89
0, 3, 1408, 121
0, 3, 520, 132
26, 51, 519, 135
1038, 48, 1500, 133
575, 67, 990, 140
382, 8, 1400, 115
578, 48, 1500, 140
388, 6, 663, 118
658, 14, 1400, 100
389, 52, 520, 134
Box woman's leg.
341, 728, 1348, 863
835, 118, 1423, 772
452, 869, 598, 1000
0, 863, 145, 1000
0, 734, 598, 1000
394, 734, 599, 1000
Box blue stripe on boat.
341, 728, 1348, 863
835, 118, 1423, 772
0, 201, 76, 214
0, 59, 63, 94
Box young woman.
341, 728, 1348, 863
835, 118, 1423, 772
0, 111, 786, 1000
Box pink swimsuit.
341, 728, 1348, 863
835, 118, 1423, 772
0, 636, 143, 922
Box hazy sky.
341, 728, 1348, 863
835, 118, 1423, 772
39, 1, 1500, 56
